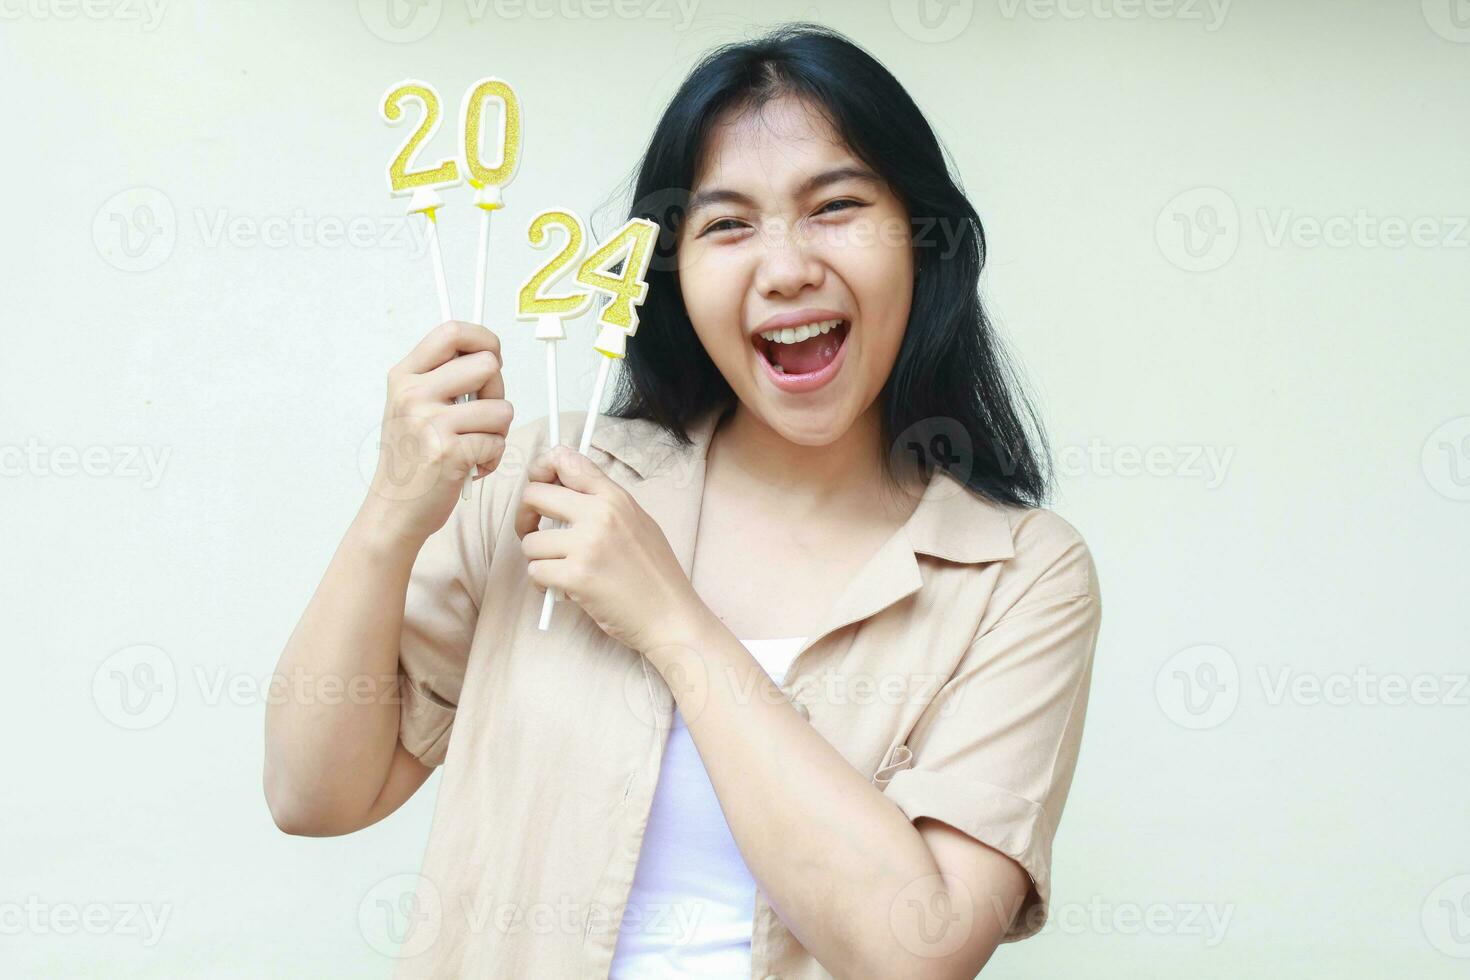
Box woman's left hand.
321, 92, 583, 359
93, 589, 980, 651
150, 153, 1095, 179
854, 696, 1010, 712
515, 444, 710, 654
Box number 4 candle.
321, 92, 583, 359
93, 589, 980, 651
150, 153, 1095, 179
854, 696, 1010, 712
538, 216, 659, 632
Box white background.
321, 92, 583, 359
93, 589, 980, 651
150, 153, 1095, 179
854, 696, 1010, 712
2, 0, 1468, 976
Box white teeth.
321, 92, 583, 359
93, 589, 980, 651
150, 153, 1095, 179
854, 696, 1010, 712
759, 319, 843, 344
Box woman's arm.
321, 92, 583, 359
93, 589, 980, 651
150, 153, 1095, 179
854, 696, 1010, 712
262, 320, 511, 836
512, 449, 1098, 973
647, 617, 1030, 979
262, 506, 431, 837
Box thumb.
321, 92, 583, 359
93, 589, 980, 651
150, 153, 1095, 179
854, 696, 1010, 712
544, 444, 612, 495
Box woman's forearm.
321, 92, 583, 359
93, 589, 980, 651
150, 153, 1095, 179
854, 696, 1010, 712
262, 502, 422, 835
646, 613, 973, 979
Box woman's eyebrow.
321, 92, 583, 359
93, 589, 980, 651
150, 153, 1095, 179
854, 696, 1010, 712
686, 165, 882, 216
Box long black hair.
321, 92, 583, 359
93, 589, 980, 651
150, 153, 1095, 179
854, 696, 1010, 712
600, 22, 1052, 508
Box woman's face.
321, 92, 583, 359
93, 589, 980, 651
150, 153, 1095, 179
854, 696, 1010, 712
677, 95, 914, 446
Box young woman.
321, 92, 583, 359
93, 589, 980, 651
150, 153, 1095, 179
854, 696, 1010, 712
265, 24, 1101, 980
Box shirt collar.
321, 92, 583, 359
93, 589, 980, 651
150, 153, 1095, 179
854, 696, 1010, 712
590, 404, 1017, 566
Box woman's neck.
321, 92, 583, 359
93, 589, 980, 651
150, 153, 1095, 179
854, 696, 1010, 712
707, 402, 919, 523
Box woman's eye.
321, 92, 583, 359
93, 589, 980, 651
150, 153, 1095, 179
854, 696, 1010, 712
816, 198, 864, 216
700, 218, 746, 237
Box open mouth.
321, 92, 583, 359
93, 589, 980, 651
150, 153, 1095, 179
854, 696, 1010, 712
752, 319, 850, 376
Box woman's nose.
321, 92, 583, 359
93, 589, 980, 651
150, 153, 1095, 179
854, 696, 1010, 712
753, 217, 824, 298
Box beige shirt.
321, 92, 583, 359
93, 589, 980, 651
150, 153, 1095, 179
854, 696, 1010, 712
391, 402, 1102, 979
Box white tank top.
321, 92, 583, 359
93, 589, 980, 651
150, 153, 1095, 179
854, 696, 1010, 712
608, 635, 808, 978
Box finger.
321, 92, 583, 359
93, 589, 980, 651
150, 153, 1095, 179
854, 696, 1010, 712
420, 349, 501, 402
534, 445, 615, 496
524, 557, 574, 596
446, 397, 514, 436
519, 527, 577, 561
474, 365, 505, 401
514, 482, 588, 537
397, 320, 501, 376
455, 431, 507, 475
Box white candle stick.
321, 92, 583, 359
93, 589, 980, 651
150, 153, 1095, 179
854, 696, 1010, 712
415, 195, 472, 502
537, 216, 659, 632
381, 79, 473, 500
461, 79, 521, 502
537, 353, 612, 632
517, 209, 594, 628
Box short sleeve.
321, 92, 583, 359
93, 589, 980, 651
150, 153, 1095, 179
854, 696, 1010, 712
396, 475, 494, 768
881, 520, 1101, 942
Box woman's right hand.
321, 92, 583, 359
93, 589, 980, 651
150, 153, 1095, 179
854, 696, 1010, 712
362, 320, 514, 548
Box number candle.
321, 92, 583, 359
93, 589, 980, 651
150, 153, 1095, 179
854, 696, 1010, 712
538, 216, 659, 632
381, 79, 477, 499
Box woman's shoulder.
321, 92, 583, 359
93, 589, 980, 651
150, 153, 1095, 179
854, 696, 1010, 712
987, 501, 1102, 611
